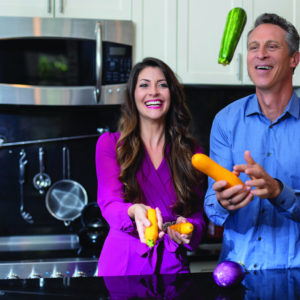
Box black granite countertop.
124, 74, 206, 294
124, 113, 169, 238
1, 268, 299, 299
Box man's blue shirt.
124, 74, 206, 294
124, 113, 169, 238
204, 91, 300, 270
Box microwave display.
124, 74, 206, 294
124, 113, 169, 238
0, 38, 131, 87
102, 41, 132, 85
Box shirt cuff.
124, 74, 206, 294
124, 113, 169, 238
205, 195, 230, 226
268, 182, 295, 208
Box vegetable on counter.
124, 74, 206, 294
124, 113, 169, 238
145, 208, 158, 248
169, 222, 194, 234
213, 261, 245, 287
191, 153, 244, 188
218, 7, 247, 65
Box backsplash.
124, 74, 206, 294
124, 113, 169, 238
184, 84, 255, 154
0, 105, 121, 237
0, 85, 257, 238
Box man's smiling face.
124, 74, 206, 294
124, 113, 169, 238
247, 23, 297, 91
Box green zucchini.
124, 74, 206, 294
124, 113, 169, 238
218, 7, 247, 65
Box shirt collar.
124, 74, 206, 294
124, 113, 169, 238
286, 92, 300, 119
245, 91, 300, 119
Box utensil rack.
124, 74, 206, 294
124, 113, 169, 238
0, 128, 108, 148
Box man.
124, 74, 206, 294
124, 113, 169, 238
205, 13, 300, 270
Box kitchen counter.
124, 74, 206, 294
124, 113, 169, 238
0, 268, 300, 299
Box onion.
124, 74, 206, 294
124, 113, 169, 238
213, 261, 245, 287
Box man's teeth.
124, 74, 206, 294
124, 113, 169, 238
146, 100, 162, 106
256, 66, 273, 70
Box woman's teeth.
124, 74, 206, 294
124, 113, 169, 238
146, 100, 162, 107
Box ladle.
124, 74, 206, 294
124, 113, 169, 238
19, 149, 34, 224
33, 147, 51, 194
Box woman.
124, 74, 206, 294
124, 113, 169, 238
96, 57, 205, 276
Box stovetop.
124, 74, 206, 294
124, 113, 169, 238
0, 257, 98, 280
0, 234, 99, 279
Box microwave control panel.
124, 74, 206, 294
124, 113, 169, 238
102, 42, 132, 85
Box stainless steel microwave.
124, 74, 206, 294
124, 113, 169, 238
0, 16, 133, 105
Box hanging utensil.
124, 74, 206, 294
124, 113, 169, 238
19, 149, 34, 224
33, 147, 51, 194
45, 146, 88, 226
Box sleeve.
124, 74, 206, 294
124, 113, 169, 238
183, 144, 207, 251
268, 184, 300, 222
161, 144, 206, 252
95, 132, 135, 232
184, 210, 206, 251
204, 111, 231, 226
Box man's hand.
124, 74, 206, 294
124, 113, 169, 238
213, 180, 253, 211
233, 150, 282, 199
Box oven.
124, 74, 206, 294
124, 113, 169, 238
0, 234, 98, 279
0, 104, 121, 280
0, 16, 133, 105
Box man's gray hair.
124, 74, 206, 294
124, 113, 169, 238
247, 13, 300, 55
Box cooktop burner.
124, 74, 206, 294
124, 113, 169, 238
0, 234, 100, 279
0, 257, 98, 280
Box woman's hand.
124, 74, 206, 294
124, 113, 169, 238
128, 204, 164, 244
167, 216, 192, 245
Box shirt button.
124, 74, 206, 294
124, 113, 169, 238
280, 200, 285, 205
261, 209, 265, 214
254, 264, 257, 268
258, 237, 261, 241
267, 152, 271, 157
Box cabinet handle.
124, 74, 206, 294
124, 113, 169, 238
47, 0, 52, 13
95, 21, 103, 103
237, 53, 242, 81
60, 0, 64, 14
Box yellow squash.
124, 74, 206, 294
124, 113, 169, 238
192, 153, 244, 188
145, 208, 158, 248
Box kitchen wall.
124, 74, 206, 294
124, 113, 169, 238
0, 105, 121, 237
184, 85, 255, 154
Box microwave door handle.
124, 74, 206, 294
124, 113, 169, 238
47, 0, 52, 13
95, 21, 102, 104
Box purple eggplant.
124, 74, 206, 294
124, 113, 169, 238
213, 261, 245, 287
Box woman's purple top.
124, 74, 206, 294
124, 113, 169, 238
95, 132, 205, 276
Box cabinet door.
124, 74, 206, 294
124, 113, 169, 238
132, 0, 176, 71
243, 0, 300, 86
177, 0, 244, 84
55, 0, 132, 20
0, 0, 53, 18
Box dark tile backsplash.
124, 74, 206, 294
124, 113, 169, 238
0, 105, 121, 236
0, 85, 255, 237
184, 85, 255, 154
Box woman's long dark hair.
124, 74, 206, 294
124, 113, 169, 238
116, 57, 203, 216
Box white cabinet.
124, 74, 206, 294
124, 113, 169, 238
0, 0, 132, 20
55, 0, 132, 20
177, 0, 244, 85
176, 0, 300, 86
242, 0, 300, 86
131, 0, 177, 70
132, 0, 245, 85
0, 0, 52, 17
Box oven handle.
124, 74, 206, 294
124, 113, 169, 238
95, 21, 103, 104
47, 0, 52, 14
0, 128, 108, 148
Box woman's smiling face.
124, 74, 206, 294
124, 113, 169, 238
134, 66, 171, 123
